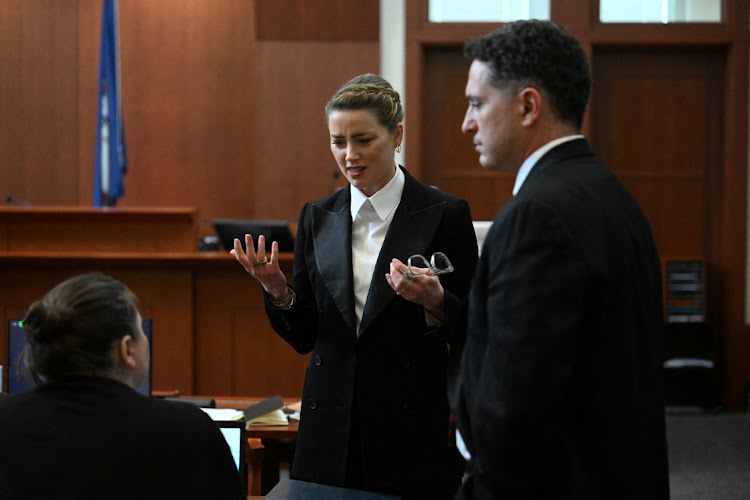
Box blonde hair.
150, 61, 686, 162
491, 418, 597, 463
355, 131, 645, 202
324, 73, 404, 132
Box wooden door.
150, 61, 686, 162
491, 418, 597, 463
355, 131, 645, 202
590, 47, 724, 324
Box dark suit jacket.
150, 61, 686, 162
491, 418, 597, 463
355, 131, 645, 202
450, 139, 670, 499
264, 167, 478, 494
0, 376, 244, 500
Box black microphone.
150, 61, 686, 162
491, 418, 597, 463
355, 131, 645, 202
5, 195, 32, 206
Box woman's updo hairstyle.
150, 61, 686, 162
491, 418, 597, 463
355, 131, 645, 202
18, 273, 140, 385
324, 73, 404, 132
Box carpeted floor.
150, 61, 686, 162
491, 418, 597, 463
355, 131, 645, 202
667, 411, 750, 499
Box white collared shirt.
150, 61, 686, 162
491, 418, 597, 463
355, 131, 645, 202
512, 135, 584, 195
350, 166, 405, 334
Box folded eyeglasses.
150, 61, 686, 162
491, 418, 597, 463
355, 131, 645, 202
403, 252, 454, 279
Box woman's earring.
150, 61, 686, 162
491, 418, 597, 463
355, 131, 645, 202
396, 144, 402, 154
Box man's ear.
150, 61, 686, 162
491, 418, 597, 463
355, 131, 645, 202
118, 335, 137, 369
519, 87, 543, 127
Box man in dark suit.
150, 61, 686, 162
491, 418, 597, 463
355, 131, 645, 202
450, 20, 670, 499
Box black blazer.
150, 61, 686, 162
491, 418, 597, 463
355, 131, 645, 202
264, 167, 478, 493
450, 139, 670, 499
0, 376, 244, 499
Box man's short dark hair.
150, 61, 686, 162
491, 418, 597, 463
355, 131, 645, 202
464, 20, 591, 130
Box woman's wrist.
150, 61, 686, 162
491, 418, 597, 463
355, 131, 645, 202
268, 287, 290, 302
423, 287, 445, 320
270, 288, 296, 310
263, 278, 289, 301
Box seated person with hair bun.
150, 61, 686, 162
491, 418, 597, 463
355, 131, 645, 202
0, 272, 244, 500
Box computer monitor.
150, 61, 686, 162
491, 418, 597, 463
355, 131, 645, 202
215, 419, 247, 493
211, 219, 295, 253
6, 318, 153, 396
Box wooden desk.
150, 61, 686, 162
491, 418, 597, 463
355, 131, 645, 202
215, 396, 298, 495
184, 395, 299, 496
245, 423, 298, 440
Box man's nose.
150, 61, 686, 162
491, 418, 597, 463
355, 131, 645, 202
461, 111, 475, 134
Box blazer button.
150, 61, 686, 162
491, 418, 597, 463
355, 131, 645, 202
309, 399, 317, 410
314, 355, 322, 366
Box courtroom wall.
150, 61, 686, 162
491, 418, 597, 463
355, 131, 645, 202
0, 0, 379, 235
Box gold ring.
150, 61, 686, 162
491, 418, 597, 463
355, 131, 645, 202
252, 257, 268, 267
396, 289, 402, 295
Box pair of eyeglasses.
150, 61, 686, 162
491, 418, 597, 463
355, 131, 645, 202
404, 252, 454, 279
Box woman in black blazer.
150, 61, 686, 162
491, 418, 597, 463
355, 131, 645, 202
232, 74, 478, 499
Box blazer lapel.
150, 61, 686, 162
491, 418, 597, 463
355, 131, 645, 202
311, 193, 356, 332
358, 174, 446, 335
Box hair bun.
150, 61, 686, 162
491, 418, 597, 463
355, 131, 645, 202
23, 300, 71, 344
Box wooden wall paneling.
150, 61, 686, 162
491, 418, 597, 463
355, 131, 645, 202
550, 0, 595, 34
74, 0, 257, 234
717, 1, 750, 409
255, 0, 379, 41
0, 262, 195, 394
194, 268, 250, 395
109, 267, 195, 394
252, 41, 379, 223
118, 0, 257, 233
420, 46, 513, 220
77, 0, 99, 205
420, 46, 469, 187
232, 298, 308, 398
0, 0, 79, 206
591, 47, 721, 262
403, 4, 426, 183
0, 206, 198, 252
193, 259, 306, 398
441, 176, 513, 222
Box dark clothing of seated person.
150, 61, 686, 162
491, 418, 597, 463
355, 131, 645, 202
0, 273, 244, 500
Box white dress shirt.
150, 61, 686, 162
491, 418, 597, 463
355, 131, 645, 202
350, 166, 405, 334
512, 134, 584, 195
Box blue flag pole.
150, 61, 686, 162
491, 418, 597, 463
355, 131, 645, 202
94, 0, 127, 207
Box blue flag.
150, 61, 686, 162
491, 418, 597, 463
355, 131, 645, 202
94, 0, 127, 207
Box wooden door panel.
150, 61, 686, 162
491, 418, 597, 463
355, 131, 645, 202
421, 47, 513, 221
618, 176, 705, 255
609, 78, 707, 176
591, 47, 723, 267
